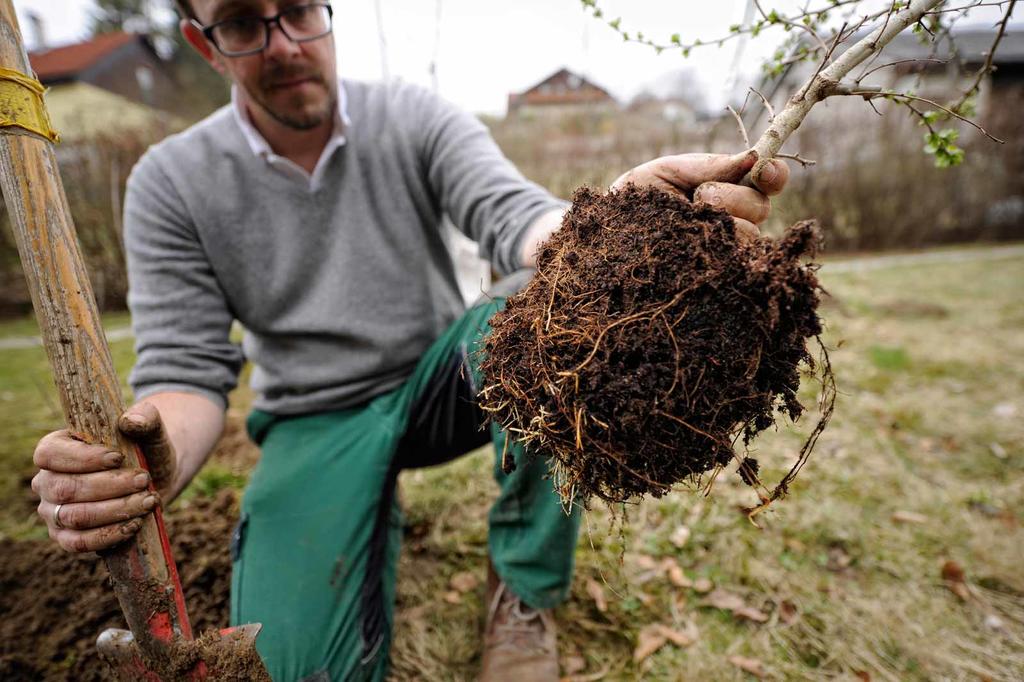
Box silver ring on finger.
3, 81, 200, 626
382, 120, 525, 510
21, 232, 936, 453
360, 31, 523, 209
53, 503, 66, 529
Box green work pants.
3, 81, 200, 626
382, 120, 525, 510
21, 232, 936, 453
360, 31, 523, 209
230, 291, 582, 681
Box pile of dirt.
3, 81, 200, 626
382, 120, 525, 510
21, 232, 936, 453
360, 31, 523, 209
0, 491, 238, 681
480, 185, 834, 509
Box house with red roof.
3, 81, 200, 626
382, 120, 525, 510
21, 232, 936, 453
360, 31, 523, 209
507, 68, 617, 118
29, 32, 178, 113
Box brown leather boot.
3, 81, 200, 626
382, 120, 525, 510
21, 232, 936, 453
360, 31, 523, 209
479, 564, 559, 681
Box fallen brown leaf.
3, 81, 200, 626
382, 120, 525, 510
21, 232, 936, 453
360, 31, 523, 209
633, 624, 668, 663
891, 510, 928, 524
733, 605, 769, 623
704, 589, 746, 611
561, 663, 613, 682
449, 570, 479, 593
657, 621, 699, 647
585, 578, 608, 613
946, 581, 970, 601
693, 578, 714, 594
632, 622, 698, 663
941, 559, 965, 582
778, 600, 798, 625
826, 544, 852, 572
703, 589, 768, 623
561, 654, 586, 676
661, 557, 692, 588
941, 560, 971, 601
442, 590, 461, 604
576, 618, 613, 633
634, 570, 659, 586
784, 537, 805, 552
854, 671, 871, 681
633, 554, 659, 571
728, 655, 766, 679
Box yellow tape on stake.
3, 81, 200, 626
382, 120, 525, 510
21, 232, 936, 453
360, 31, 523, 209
0, 67, 59, 142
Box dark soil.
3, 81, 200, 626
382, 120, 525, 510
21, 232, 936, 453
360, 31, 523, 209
0, 491, 238, 681
480, 185, 832, 507
151, 626, 269, 682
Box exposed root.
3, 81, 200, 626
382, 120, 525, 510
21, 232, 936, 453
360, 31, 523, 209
479, 185, 834, 508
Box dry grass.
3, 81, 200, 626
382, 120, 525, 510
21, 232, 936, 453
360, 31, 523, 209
0, 249, 1020, 680
390, 251, 1024, 681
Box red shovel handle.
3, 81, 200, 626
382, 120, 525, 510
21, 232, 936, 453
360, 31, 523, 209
101, 448, 194, 649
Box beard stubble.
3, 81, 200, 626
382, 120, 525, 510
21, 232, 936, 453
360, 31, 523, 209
251, 61, 336, 130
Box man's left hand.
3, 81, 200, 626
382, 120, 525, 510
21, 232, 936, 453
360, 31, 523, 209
611, 151, 790, 242
519, 151, 790, 268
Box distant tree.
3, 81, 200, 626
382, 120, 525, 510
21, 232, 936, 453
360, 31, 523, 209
651, 68, 708, 114
170, 30, 231, 121
89, 0, 229, 120
89, 0, 159, 35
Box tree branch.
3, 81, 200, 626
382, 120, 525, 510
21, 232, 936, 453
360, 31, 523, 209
822, 81, 883, 97
581, 0, 864, 55
750, 0, 947, 175
949, 0, 1017, 113
749, 87, 775, 122
726, 105, 751, 148
798, 21, 850, 101
753, 0, 830, 55
847, 90, 1006, 143
777, 153, 817, 167
856, 57, 947, 82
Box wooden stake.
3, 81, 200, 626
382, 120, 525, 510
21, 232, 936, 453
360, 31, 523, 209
0, 0, 193, 663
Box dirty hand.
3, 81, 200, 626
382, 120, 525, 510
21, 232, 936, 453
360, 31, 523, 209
611, 151, 790, 242
31, 402, 177, 553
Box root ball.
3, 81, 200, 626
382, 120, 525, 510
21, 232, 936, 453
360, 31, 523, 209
479, 185, 832, 507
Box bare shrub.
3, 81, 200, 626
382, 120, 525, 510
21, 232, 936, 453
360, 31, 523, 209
769, 97, 1024, 251
0, 130, 160, 315
489, 99, 1022, 255
487, 108, 712, 200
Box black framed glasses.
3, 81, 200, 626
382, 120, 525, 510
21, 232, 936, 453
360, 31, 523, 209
194, 3, 334, 57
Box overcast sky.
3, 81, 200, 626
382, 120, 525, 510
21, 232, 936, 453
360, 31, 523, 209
13, 0, 1019, 115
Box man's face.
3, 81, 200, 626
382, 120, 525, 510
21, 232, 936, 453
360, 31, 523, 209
190, 0, 338, 130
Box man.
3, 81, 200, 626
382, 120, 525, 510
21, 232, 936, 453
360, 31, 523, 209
29, 1, 788, 679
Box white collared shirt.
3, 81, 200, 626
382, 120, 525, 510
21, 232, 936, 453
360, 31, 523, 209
231, 79, 352, 191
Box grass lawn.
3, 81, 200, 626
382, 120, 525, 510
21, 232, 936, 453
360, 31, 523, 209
0, 310, 132, 340
0, 248, 1021, 680
0, 312, 135, 535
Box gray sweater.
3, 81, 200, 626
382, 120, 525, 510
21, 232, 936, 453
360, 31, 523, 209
124, 80, 563, 415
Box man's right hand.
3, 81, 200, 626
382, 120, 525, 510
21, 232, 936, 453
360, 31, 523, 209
31, 402, 177, 553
